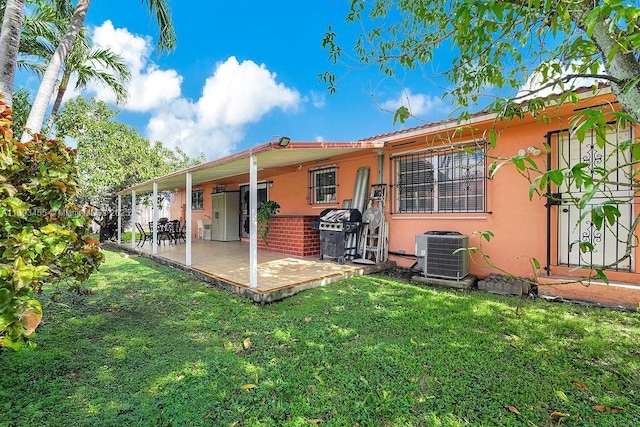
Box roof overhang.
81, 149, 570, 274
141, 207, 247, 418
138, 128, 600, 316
117, 140, 384, 195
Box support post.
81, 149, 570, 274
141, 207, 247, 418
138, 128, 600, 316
186, 173, 192, 267
131, 190, 136, 249
117, 195, 122, 244
249, 153, 258, 288
152, 182, 158, 255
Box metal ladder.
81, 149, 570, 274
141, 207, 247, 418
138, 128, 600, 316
354, 184, 388, 264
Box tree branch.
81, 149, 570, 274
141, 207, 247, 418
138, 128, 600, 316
512, 73, 622, 102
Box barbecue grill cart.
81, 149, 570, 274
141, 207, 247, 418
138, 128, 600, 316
314, 209, 362, 264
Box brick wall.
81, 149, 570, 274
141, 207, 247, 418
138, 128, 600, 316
257, 215, 320, 257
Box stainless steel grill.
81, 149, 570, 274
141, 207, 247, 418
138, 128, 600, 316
318, 209, 361, 231
315, 209, 362, 264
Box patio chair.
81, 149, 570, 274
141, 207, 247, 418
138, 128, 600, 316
135, 222, 152, 246
147, 221, 171, 245
168, 220, 184, 244
178, 222, 187, 243
197, 219, 205, 239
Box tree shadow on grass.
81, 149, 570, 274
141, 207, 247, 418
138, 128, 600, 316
1, 252, 638, 426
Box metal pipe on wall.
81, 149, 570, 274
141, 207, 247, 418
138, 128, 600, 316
377, 150, 384, 185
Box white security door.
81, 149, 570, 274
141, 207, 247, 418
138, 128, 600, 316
556, 127, 633, 270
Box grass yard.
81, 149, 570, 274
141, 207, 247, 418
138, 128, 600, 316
1, 251, 639, 426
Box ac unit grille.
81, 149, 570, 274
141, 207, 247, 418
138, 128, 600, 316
424, 235, 469, 279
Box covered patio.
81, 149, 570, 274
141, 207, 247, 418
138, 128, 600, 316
113, 239, 393, 303
113, 139, 397, 302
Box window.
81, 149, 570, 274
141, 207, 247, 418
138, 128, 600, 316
308, 166, 337, 204
192, 189, 204, 210
393, 145, 485, 213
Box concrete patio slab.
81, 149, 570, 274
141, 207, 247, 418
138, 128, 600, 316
108, 239, 394, 303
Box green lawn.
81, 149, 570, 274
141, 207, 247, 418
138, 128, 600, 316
1, 252, 638, 426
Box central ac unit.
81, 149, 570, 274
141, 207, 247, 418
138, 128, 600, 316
415, 231, 469, 280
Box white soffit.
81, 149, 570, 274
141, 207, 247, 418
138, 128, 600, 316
118, 143, 379, 195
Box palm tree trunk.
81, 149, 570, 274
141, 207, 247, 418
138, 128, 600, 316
21, 0, 91, 141
0, 0, 26, 108
46, 69, 71, 132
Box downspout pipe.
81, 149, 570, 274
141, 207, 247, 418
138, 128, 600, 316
377, 150, 384, 185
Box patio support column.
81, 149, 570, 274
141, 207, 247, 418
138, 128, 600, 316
152, 182, 158, 255
185, 172, 192, 267
249, 152, 258, 288
131, 190, 136, 249
117, 195, 122, 244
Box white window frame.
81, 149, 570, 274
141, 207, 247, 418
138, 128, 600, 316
308, 165, 338, 204
191, 188, 204, 210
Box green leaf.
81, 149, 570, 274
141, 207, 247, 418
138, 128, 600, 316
512, 157, 525, 171
393, 106, 410, 124
547, 170, 564, 186
487, 128, 498, 146
480, 231, 494, 242
631, 143, 640, 162
555, 390, 569, 403
594, 269, 609, 284
50, 198, 62, 211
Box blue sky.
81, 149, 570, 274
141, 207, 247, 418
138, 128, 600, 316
23, 1, 487, 160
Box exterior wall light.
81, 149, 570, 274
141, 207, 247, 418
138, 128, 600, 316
278, 136, 291, 147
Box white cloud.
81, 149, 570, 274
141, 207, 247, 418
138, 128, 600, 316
81, 23, 301, 160
88, 20, 182, 111
147, 56, 301, 159
126, 66, 182, 112
380, 89, 450, 118
146, 110, 243, 160
315, 135, 325, 142
92, 20, 150, 71
196, 57, 300, 127
310, 91, 326, 108
516, 61, 605, 102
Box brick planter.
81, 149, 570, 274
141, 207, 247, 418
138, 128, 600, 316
257, 215, 319, 257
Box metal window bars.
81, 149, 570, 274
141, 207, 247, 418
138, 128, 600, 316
308, 166, 338, 204
392, 145, 486, 213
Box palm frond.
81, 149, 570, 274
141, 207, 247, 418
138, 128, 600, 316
141, 0, 176, 52
16, 58, 46, 76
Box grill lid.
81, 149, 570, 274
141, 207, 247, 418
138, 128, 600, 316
319, 209, 362, 223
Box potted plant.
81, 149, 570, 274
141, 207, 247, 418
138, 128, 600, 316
257, 200, 280, 243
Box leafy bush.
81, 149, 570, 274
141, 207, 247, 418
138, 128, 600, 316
0, 101, 103, 350
257, 200, 280, 243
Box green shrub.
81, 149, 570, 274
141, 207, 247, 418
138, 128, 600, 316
0, 101, 103, 350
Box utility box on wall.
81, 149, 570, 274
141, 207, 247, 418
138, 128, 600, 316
211, 191, 240, 241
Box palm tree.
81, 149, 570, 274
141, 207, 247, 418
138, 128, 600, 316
0, 0, 26, 108
2, 0, 131, 133
14, 0, 71, 77
46, 32, 131, 131
10, 0, 175, 141
0, 0, 73, 104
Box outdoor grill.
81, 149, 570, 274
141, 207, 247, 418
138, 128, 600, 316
315, 209, 362, 264
318, 209, 362, 232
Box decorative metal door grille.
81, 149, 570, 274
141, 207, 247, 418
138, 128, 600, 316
555, 126, 634, 271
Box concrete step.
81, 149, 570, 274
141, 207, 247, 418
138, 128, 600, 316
537, 277, 640, 311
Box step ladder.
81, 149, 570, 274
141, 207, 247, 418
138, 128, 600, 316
354, 184, 388, 265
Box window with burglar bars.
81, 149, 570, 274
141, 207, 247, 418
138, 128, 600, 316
192, 189, 204, 210
393, 145, 486, 213
308, 166, 337, 204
